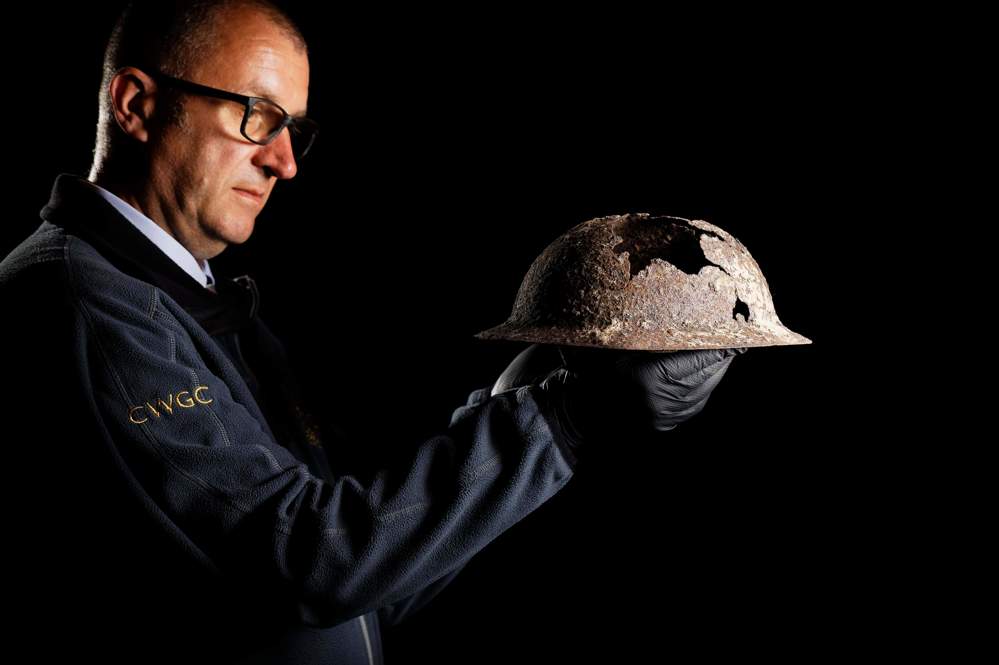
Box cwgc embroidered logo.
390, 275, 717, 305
128, 385, 213, 424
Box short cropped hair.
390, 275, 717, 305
90, 0, 308, 171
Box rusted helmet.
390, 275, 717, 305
475, 213, 811, 351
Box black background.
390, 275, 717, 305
4, 3, 903, 662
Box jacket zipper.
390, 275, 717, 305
358, 614, 374, 665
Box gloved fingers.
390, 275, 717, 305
671, 356, 733, 403
492, 343, 566, 395
540, 366, 572, 387
558, 346, 745, 373
653, 348, 742, 383
645, 362, 733, 430
557, 345, 626, 376
562, 340, 738, 387
653, 396, 710, 431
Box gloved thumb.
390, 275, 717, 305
491, 343, 565, 396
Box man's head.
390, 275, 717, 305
90, 0, 311, 261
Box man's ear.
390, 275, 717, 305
108, 66, 159, 144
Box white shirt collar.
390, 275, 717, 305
81, 179, 215, 290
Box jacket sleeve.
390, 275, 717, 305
376, 558, 470, 628
374, 385, 492, 629
69, 262, 577, 629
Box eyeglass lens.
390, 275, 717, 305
246, 100, 317, 159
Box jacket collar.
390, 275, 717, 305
39, 172, 258, 336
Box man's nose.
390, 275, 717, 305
252, 127, 298, 180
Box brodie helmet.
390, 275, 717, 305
474, 213, 811, 351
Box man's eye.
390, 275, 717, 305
245, 108, 269, 136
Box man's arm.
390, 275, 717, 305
376, 558, 471, 628
60, 248, 577, 629
373, 385, 492, 628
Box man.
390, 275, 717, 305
0, 2, 744, 663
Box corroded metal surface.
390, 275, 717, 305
475, 213, 812, 351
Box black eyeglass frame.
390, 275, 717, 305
143, 68, 319, 159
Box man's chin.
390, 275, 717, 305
216, 217, 256, 246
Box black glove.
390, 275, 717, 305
539, 345, 748, 452
491, 343, 565, 396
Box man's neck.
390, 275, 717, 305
89, 169, 149, 228
86, 166, 216, 288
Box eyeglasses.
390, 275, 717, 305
143, 68, 319, 161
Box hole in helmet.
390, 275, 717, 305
733, 297, 750, 323
611, 217, 726, 278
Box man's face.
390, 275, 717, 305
148, 8, 309, 260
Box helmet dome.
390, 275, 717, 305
475, 213, 811, 351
